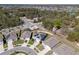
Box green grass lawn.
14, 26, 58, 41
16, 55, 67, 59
13, 39, 24, 46
3, 43, 8, 49
36, 43, 44, 51
28, 39, 34, 45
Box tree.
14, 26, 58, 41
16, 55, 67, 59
42, 18, 54, 30
53, 19, 62, 29
67, 31, 79, 42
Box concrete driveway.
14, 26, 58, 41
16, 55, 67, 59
7, 39, 13, 50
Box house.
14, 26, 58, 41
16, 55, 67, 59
20, 31, 31, 41
52, 27, 57, 34
1, 29, 10, 38
32, 32, 41, 42
33, 17, 38, 22
6, 32, 17, 41
32, 32, 47, 42
0, 34, 3, 44
29, 25, 39, 30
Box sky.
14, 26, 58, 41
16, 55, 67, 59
0, 0, 79, 4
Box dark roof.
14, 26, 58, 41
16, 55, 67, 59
33, 32, 47, 41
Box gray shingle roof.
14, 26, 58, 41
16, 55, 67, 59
7, 32, 17, 40
21, 31, 31, 39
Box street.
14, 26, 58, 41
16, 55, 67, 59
0, 46, 37, 55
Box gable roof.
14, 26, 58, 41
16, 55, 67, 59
7, 32, 17, 40
21, 31, 31, 39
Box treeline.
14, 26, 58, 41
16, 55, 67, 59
0, 8, 24, 30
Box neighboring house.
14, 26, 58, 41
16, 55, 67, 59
29, 25, 39, 30
1, 29, 10, 38
6, 32, 17, 41
32, 32, 47, 42
33, 17, 38, 22
52, 27, 57, 33
53, 43, 77, 55
20, 31, 31, 41
0, 36, 3, 45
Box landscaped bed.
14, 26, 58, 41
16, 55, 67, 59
3, 43, 8, 49
36, 43, 44, 51
3, 43, 8, 51
13, 39, 24, 46
28, 39, 34, 45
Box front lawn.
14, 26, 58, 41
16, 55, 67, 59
13, 39, 24, 46
3, 43, 8, 49
36, 43, 44, 51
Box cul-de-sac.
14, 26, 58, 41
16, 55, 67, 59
0, 4, 79, 55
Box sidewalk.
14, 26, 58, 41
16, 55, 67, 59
21, 42, 27, 47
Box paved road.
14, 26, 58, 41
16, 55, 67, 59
54, 34, 79, 51
0, 46, 37, 55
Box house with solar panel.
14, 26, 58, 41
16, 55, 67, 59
32, 32, 47, 42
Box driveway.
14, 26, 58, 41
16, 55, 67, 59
7, 39, 13, 50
